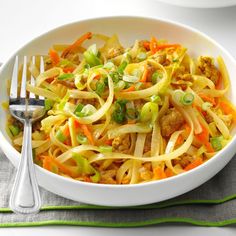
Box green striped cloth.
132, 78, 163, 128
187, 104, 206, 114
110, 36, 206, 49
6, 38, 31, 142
1, 150, 236, 228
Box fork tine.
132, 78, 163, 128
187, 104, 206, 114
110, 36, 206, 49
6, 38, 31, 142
20, 56, 27, 98
10, 56, 19, 99
29, 56, 36, 98
39, 56, 44, 100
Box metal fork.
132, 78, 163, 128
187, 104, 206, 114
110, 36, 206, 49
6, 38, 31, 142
9, 56, 45, 214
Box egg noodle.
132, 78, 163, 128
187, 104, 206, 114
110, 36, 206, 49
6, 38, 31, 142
6, 32, 236, 184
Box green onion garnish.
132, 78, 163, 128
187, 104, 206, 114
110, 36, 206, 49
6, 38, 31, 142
58, 73, 74, 80
117, 61, 128, 74
210, 136, 223, 151
84, 51, 102, 67
181, 92, 194, 106
77, 134, 88, 144
140, 102, 158, 124
99, 145, 113, 153
150, 95, 161, 103
44, 99, 54, 111
202, 102, 213, 111
152, 72, 159, 84
137, 52, 147, 61
56, 129, 66, 142
9, 125, 20, 136
95, 82, 105, 96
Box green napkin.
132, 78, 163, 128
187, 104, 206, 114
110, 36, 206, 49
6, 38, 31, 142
1, 149, 236, 228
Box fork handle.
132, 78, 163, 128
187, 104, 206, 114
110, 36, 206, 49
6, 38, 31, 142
9, 119, 41, 214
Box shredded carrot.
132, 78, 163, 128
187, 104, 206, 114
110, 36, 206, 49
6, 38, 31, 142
73, 118, 80, 129
195, 122, 209, 144
184, 158, 203, 171
63, 67, 75, 73
153, 166, 167, 180
61, 32, 92, 58
165, 168, 174, 177
49, 48, 60, 65
80, 124, 95, 145
205, 142, 215, 153
215, 74, 222, 90
218, 101, 236, 123
82, 176, 91, 182
93, 74, 101, 80
176, 134, 184, 146
105, 139, 113, 146
194, 105, 207, 117
143, 41, 150, 51
63, 124, 70, 137
150, 36, 158, 54
184, 123, 191, 135
122, 85, 135, 92
43, 156, 52, 171
198, 93, 216, 106
156, 44, 180, 50
140, 65, 148, 82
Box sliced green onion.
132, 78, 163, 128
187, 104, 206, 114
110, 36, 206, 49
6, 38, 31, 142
181, 92, 194, 106
137, 52, 147, 61
81, 104, 97, 116
95, 82, 105, 96
84, 64, 90, 69
123, 74, 139, 83
90, 170, 101, 183
104, 61, 114, 69
9, 125, 20, 136
151, 72, 159, 84
44, 99, 54, 111
87, 44, 98, 56
112, 99, 127, 124
58, 92, 70, 110
114, 80, 126, 92
109, 71, 121, 83
117, 61, 128, 74
134, 82, 143, 90
74, 104, 84, 113
172, 89, 185, 105
99, 145, 113, 153
84, 51, 102, 67
173, 58, 179, 63
140, 102, 158, 124
150, 95, 161, 103
58, 73, 74, 80
56, 129, 66, 142
77, 134, 88, 144
202, 102, 213, 111
210, 136, 223, 151
132, 69, 142, 78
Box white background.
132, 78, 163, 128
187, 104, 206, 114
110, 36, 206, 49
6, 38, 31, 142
0, 0, 236, 235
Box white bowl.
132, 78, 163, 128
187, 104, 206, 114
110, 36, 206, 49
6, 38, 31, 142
156, 0, 236, 8
1, 16, 236, 207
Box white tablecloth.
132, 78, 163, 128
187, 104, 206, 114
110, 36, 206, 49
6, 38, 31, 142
0, 0, 236, 235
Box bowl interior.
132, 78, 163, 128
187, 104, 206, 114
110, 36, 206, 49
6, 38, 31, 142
1, 16, 236, 206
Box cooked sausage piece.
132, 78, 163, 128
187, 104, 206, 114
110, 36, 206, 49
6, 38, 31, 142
160, 108, 185, 137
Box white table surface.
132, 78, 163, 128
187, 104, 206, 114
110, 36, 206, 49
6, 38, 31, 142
0, 0, 236, 235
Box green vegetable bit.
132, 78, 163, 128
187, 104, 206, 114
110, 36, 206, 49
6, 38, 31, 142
95, 82, 105, 96
210, 136, 223, 151
44, 99, 54, 111
84, 51, 102, 67
9, 125, 20, 136
58, 73, 74, 80
140, 102, 158, 124
77, 134, 88, 144
99, 145, 113, 153
56, 129, 66, 142
117, 61, 128, 74
151, 71, 159, 84
181, 92, 194, 106
137, 52, 147, 61
112, 99, 128, 124
150, 95, 161, 103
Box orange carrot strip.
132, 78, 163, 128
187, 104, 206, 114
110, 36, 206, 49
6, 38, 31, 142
198, 93, 216, 106
49, 49, 60, 65
176, 134, 184, 146
43, 156, 52, 171
157, 44, 180, 50
61, 32, 92, 58
165, 168, 174, 177
143, 41, 150, 51
215, 74, 222, 90
153, 166, 167, 180
218, 101, 236, 123
63, 124, 70, 137
205, 142, 215, 153
122, 85, 135, 92
150, 36, 158, 54
195, 122, 209, 144
105, 139, 113, 146
63, 67, 75, 73
80, 124, 95, 145
184, 158, 203, 171
140, 66, 148, 82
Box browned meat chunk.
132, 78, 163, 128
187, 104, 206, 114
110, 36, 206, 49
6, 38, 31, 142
106, 47, 124, 60
160, 108, 185, 137
173, 153, 196, 169
198, 56, 220, 84
112, 134, 130, 154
